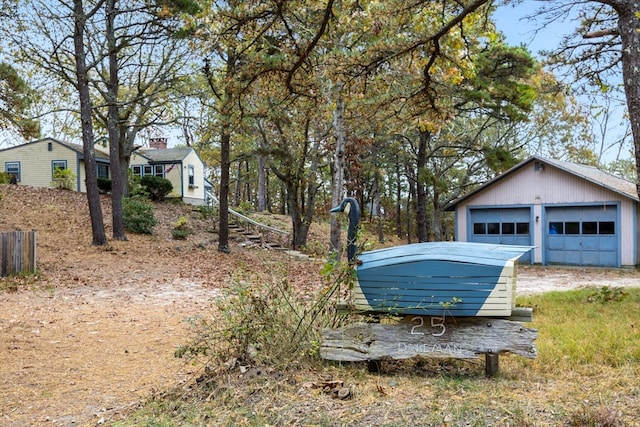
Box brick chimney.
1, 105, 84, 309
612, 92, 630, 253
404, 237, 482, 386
149, 137, 168, 150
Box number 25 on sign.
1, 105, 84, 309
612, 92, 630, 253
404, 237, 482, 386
410, 316, 446, 337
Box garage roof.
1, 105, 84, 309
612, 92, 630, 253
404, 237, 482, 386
445, 155, 639, 211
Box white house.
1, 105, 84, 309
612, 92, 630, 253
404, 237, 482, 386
130, 138, 208, 206
0, 137, 209, 205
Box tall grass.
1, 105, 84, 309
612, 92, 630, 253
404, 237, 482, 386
519, 287, 640, 371
111, 287, 640, 426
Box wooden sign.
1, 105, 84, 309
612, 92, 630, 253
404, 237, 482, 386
321, 316, 537, 362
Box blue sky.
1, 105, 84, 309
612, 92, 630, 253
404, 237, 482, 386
492, 1, 573, 58
492, 1, 632, 164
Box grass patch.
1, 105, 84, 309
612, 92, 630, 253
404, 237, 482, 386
110, 287, 640, 426
520, 287, 640, 371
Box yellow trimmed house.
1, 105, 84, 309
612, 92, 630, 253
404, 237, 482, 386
0, 137, 109, 192
0, 137, 209, 205
130, 139, 208, 206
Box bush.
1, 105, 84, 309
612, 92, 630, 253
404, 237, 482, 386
140, 175, 173, 201
51, 168, 76, 190
0, 172, 9, 184
123, 197, 158, 234
171, 216, 192, 240
97, 178, 112, 194
128, 172, 149, 199
174, 273, 343, 371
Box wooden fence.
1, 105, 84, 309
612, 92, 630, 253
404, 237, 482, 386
1, 230, 37, 277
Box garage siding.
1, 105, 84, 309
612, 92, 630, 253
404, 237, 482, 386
453, 159, 638, 267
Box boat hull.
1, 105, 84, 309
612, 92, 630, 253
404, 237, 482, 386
352, 242, 532, 317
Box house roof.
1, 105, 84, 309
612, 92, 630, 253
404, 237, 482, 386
445, 155, 639, 211
135, 147, 194, 163
0, 137, 110, 161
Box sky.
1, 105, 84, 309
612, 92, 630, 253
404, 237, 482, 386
2, 2, 633, 163
491, 1, 572, 58
492, 1, 632, 164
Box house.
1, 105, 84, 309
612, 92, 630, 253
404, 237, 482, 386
0, 137, 109, 192
0, 137, 209, 206
130, 138, 208, 206
445, 156, 639, 268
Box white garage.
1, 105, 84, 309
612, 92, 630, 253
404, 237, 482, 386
446, 156, 639, 268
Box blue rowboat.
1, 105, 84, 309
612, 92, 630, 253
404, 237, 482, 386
331, 198, 532, 317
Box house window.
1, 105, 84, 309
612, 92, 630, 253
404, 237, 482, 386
5, 162, 20, 182
487, 222, 500, 234
599, 221, 615, 235
474, 221, 530, 236
549, 222, 564, 234
52, 160, 67, 178
565, 222, 580, 234
549, 220, 615, 236
473, 223, 486, 234
97, 163, 109, 179
48, 142, 52, 151
188, 165, 195, 186
132, 164, 164, 177
501, 223, 515, 235
516, 223, 530, 235
582, 222, 598, 235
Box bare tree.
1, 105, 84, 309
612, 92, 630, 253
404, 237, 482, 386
540, 0, 640, 197
73, 0, 108, 246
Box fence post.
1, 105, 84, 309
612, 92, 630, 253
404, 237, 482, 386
0, 230, 37, 277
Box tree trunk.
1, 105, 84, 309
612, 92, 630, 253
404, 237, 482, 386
432, 188, 442, 241
257, 154, 267, 211
395, 159, 403, 239
106, 0, 125, 241
233, 160, 241, 207
330, 82, 346, 255
218, 126, 231, 253
615, 1, 640, 198
415, 130, 429, 242
73, 0, 106, 246
406, 165, 415, 244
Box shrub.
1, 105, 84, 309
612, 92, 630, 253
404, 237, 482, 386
123, 197, 158, 234
174, 272, 343, 371
128, 172, 149, 199
171, 216, 192, 240
0, 172, 9, 184
140, 175, 173, 201
197, 205, 216, 220
97, 178, 112, 194
51, 168, 76, 190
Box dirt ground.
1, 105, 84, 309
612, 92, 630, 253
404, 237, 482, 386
1, 185, 639, 427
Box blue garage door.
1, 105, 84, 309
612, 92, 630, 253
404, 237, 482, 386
546, 205, 618, 267
469, 208, 532, 264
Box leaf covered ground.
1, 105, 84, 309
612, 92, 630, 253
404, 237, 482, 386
1, 184, 639, 426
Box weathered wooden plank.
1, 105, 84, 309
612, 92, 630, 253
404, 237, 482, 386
321, 317, 537, 362
0, 230, 37, 277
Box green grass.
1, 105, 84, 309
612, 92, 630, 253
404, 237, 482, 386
108, 287, 640, 427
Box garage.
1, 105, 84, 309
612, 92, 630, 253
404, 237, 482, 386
545, 205, 618, 267
447, 156, 639, 267
469, 207, 532, 264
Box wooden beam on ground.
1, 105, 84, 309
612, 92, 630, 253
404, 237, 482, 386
320, 317, 537, 363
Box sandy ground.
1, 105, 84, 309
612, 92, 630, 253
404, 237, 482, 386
1, 186, 639, 427
2, 263, 639, 427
